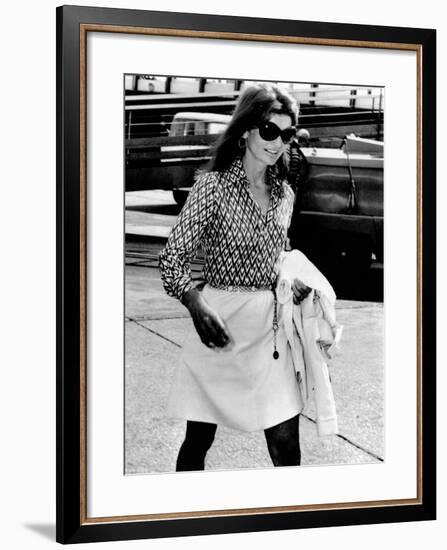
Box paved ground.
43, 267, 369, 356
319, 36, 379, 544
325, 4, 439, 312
124, 262, 384, 475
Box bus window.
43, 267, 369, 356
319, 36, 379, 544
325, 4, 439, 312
208, 122, 227, 134
185, 122, 195, 136
169, 113, 231, 138
170, 122, 185, 137
194, 121, 206, 135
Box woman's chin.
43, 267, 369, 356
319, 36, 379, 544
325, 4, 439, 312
262, 156, 278, 166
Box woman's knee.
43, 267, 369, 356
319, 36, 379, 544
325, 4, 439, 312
264, 415, 301, 466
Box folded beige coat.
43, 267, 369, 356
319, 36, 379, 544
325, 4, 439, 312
277, 250, 343, 437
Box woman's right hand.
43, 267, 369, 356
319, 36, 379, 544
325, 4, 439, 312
182, 287, 232, 349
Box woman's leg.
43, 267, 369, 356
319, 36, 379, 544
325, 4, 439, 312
264, 414, 301, 467
176, 420, 217, 471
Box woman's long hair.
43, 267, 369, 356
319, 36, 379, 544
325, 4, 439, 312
207, 83, 298, 178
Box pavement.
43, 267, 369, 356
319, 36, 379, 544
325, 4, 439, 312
124, 191, 384, 474
124, 260, 384, 475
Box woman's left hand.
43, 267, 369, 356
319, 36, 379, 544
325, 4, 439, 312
292, 278, 311, 304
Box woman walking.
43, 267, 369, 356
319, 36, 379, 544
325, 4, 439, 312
159, 83, 310, 471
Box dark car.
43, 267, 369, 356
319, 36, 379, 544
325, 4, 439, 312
288, 135, 383, 276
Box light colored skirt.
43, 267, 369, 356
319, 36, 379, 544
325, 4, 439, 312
166, 284, 303, 432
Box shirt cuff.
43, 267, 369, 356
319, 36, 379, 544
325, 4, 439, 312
178, 280, 195, 302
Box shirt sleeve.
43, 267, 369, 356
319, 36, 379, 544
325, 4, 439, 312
159, 171, 218, 300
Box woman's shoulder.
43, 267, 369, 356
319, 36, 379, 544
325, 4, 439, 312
193, 169, 221, 187
187, 169, 222, 205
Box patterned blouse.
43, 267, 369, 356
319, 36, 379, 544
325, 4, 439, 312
159, 157, 295, 300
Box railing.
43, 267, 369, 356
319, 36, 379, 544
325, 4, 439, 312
125, 82, 384, 112
125, 111, 383, 142
124, 84, 383, 140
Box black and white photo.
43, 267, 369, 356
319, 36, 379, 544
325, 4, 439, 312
124, 75, 385, 474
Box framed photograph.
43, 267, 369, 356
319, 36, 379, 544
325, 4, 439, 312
56, 5, 436, 544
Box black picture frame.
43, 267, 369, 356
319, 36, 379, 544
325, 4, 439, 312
56, 4, 436, 544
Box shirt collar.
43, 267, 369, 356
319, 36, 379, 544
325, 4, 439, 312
227, 156, 284, 199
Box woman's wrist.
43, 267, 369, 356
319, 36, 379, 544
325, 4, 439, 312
181, 286, 202, 310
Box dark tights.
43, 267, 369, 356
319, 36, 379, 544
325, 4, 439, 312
264, 414, 301, 467
176, 415, 300, 471
176, 420, 217, 471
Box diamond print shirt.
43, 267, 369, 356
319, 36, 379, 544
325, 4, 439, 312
159, 157, 295, 300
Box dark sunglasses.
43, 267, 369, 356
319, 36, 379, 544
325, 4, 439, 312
257, 121, 296, 144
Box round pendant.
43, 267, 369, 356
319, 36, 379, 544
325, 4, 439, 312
273, 350, 279, 360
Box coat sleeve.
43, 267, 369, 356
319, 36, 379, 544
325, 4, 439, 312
158, 171, 218, 300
